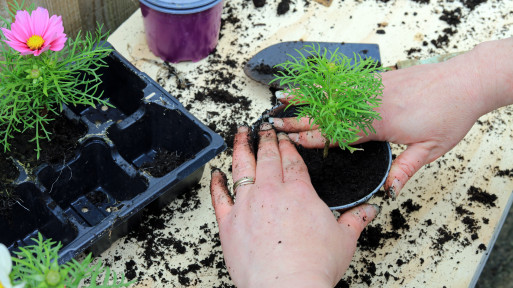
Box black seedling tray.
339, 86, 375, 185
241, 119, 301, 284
1, 45, 226, 263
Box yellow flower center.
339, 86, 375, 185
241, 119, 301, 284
0, 280, 5, 288
27, 35, 45, 50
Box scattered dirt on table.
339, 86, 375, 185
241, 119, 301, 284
252, 0, 266, 8
358, 224, 401, 251
337, 223, 401, 287
462, 0, 487, 10
456, 205, 474, 216
402, 0, 493, 59
401, 198, 422, 213
220, 6, 241, 31
155, 14, 254, 151
120, 184, 234, 287
494, 167, 513, 177
432, 225, 461, 250
193, 88, 252, 151
277, 0, 291, 15
339, 183, 499, 287
406, 47, 422, 56
125, 260, 138, 280
467, 186, 497, 207
391, 208, 410, 230
430, 28, 458, 49
440, 8, 462, 26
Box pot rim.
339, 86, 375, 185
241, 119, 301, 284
140, 0, 223, 14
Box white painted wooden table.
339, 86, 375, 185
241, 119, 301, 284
101, 1, 513, 287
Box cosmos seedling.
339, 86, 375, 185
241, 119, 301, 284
272, 44, 386, 157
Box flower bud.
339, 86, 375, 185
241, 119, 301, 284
25, 65, 41, 79
327, 62, 337, 73
45, 269, 61, 286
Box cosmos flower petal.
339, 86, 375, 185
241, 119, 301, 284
28, 8, 47, 39
1, 27, 15, 41
49, 37, 66, 51
6, 23, 27, 44
0, 244, 12, 272
45, 16, 65, 39
9, 11, 31, 41
4, 40, 32, 53
31, 7, 49, 37
46, 15, 64, 35
43, 16, 67, 51
0, 273, 14, 288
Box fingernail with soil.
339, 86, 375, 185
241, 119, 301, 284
388, 187, 396, 201
260, 122, 273, 131
237, 125, 249, 133
210, 168, 226, 180
277, 132, 289, 141
269, 117, 283, 128
354, 204, 380, 221
288, 133, 299, 143
389, 178, 402, 200
370, 204, 381, 216
276, 90, 288, 99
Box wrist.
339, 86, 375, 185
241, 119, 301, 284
246, 271, 334, 288
464, 37, 513, 115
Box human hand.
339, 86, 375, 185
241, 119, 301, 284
210, 124, 379, 288
270, 38, 513, 199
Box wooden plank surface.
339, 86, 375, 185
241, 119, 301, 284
1, 0, 138, 37
100, 1, 513, 287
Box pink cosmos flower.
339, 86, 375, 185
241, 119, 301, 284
1, 7, 67, 56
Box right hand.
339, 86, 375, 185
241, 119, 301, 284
210, 125, 379, 287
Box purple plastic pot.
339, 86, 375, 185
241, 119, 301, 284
139, 0, 224, 63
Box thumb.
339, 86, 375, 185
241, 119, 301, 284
385, 143, 431, 199
276, 89, 307, 105
337, 204, 380, 239
276, 90, 295, 105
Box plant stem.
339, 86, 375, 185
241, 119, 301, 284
323, 140, 329, 159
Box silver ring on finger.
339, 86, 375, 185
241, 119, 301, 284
233, 176, 255, 192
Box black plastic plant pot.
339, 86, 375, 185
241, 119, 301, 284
253, 104, 392, 212
0, 44, 226, 263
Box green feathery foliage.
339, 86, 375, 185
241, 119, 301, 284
9, 233, 134, 288
272, 43, 386, 157
0, 1, 113, 159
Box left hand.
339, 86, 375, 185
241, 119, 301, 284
269, 49, 489, 199
210, 124, 379, 288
